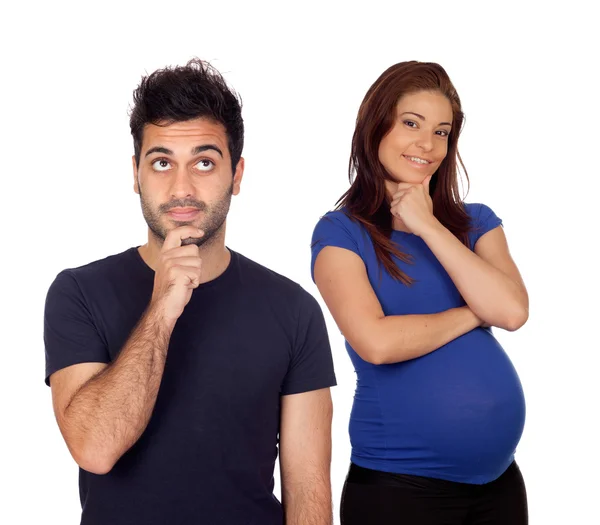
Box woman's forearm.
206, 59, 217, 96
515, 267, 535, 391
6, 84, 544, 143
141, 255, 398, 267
363, 306, 481, 364
420, 221, 528, 330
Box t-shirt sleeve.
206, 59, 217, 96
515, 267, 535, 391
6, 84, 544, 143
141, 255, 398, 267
310, 212, 362, 282
44, 270, 110, 386
467, 203, 503, 250
280, 290, 337, 396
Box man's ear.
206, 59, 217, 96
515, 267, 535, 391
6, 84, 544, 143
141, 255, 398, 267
232, 157, 245, 196
132, 156, 140, 194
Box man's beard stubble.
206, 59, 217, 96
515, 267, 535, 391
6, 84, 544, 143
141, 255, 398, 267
139, 182, 233, 248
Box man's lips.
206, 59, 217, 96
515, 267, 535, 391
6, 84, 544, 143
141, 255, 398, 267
166, 208, 201, 221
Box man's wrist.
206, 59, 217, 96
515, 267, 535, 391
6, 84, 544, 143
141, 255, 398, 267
145, 301, 177, 335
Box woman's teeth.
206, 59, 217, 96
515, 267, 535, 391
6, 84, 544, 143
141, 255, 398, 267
405, 156, 429, 164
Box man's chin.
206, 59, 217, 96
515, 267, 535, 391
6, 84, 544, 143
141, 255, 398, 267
156, 219, 204, 245
167, 224, 207, 247
180, 235, 206, 247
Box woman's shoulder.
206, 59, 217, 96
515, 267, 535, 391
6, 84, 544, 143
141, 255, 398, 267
310, 208, 368, 278
314, 207, 362, 233
462, 202, 503, 249
318, 207, 354, 222
463, 202, 501, 225
463, 201, 495, 217
311, 207, 368, 250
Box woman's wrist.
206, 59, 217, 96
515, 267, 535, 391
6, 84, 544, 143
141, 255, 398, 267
418, 216, 445, 240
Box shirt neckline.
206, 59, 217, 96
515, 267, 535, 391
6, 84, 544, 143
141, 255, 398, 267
128, 246, 238, 290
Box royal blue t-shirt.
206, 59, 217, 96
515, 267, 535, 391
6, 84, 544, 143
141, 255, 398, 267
44, 248, 336, 525
311, 203, 525, 484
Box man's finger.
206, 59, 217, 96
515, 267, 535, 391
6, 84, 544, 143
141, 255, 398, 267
163, 226, 205, 251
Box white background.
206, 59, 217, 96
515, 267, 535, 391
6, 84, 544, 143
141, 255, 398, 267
1, 1, 598, 524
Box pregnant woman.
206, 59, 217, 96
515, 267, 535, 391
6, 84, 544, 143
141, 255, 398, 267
311, 61, 529, 524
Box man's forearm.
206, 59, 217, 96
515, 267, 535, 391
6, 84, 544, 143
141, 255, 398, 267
62, 306, 174, 473
283, 477, 333, 525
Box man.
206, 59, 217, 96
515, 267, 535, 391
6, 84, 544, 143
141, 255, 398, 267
44, 59, 336, 525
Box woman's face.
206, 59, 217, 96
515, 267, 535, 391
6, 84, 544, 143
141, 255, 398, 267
378, 90, 453, 189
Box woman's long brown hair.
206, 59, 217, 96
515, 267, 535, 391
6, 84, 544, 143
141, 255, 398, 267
336, 61, 471, 285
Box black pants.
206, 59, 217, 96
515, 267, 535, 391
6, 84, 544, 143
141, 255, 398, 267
340, 462, 528, 525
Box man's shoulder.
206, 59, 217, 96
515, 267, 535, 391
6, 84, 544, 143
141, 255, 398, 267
234, 251, 310, 301
54, 248, 141, 287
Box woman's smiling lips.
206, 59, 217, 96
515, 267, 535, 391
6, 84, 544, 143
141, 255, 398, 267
403, 154, 433, 168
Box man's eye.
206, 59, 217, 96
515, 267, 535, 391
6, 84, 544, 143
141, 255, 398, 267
152, 159, 171, 172
195, 159, 215, 172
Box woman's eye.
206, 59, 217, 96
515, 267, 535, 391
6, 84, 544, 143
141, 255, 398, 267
195, 159, 215, 172
436, 130, 449, 137
152, 159, 171, 172
404, 120, 417, 128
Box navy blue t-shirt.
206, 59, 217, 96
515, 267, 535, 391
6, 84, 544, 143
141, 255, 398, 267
44, 248, 336, 525
311, 203, 525, 485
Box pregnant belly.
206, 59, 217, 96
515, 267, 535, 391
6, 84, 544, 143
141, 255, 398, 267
350, 328, 526, 483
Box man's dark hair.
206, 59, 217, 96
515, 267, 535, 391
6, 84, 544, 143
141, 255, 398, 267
129, 58, 244, 173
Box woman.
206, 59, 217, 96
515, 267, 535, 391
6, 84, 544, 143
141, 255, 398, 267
311, 61, 529, 524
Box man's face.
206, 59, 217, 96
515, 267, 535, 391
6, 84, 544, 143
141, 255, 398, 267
133, 118, 244, 247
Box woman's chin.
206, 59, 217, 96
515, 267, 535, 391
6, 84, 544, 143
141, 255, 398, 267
388, 173, 424, 186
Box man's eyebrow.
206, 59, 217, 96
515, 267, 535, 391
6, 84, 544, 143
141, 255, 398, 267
400, 111, 452, 127
144, 146, 173, 157
144, 145, 224, 158
192, 145, 223, 157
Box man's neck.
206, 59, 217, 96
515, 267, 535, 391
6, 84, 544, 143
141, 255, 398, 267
138, 230, 231, 285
